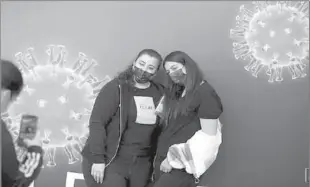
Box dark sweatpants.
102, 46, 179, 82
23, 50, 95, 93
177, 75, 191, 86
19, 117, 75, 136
82, 155, 152, 187
150, 156, 196, 187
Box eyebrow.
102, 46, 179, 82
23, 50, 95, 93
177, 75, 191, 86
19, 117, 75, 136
139, 60, 146, 64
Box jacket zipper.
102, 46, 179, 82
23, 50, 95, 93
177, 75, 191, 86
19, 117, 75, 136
106, 84, 122, 167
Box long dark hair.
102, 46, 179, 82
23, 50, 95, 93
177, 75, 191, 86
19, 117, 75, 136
162, 51, 204, 123
116, 49, 162, 85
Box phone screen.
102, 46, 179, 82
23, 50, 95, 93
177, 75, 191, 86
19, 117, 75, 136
17, 114, 38, 147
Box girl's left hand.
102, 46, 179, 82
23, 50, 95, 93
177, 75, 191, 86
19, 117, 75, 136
160, 158, 172, 173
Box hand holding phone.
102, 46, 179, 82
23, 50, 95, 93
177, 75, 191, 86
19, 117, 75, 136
17, 114, 39, 147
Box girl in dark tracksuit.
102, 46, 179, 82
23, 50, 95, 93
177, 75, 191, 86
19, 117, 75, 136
151, 51, 223, 187
81, 49, 165, 187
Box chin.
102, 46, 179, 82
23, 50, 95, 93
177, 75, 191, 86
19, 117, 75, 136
135, 80, 149, 84
172, 80, 181, 84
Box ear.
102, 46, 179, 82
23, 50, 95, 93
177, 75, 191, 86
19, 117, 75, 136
132, 61, 137, 70
1, 89, 11, 99
182, 66, 187, 74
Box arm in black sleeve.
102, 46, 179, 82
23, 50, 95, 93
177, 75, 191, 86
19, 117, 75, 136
88, 80, 120, 163
2, 139, 20, 185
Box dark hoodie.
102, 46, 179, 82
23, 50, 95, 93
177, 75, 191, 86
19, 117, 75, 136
1, 120, 43, 187
81, 78, 165, 165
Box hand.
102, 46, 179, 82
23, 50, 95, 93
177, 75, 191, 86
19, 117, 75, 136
91, 163, 106, 184
23, 131, 42, 147
19, 152, 41, 178
160, 158, 172, 173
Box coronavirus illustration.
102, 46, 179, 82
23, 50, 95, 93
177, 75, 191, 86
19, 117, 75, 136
2, 45, 111, 167
230, 1, 309, 82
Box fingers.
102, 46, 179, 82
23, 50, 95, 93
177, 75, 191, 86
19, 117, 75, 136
91, 166, 104, 184
160, 163, 172, 173
94, 172, 99, 183
17, 148, 27, 163
19, 152, 41, 178
100, 169, 105, 184
93, 171, 103, 183
99, 172, 104, 184
160, 166, 171, 173
160, 164, 164, 171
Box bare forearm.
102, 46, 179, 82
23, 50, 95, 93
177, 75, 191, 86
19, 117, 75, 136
200, 118, 218, 135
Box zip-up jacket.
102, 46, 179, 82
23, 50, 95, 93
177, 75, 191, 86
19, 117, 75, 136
81, 78, 165, 166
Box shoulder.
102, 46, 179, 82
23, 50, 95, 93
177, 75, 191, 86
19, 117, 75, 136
194, 81, 223, 118
151, 81, 166, 95
100, 78, 119, 91
198, 81, 216, 94
194, 80, 222, 105
95, 78, 120, 98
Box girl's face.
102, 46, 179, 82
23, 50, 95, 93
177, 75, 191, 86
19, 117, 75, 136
164, 61, 187, 84
134, 54, 159, 74
132, 54, 160, 83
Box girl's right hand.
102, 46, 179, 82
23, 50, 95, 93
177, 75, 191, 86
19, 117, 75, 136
91, 163, 106, 184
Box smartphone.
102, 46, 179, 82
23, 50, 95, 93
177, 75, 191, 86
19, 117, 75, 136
17, 114, 38, 147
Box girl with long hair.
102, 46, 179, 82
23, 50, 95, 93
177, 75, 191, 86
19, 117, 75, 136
152, 51, 223, 187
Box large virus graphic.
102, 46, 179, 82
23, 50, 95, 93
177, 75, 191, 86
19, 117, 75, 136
230, 1, 309, 83
2, 45, 111, 167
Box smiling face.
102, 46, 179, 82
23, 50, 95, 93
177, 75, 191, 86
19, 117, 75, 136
164, 61, 187, 84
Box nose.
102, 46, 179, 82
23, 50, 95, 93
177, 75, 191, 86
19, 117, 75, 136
168, 69, 175, 75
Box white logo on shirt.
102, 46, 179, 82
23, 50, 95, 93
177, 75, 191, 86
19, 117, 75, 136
134, 96, 156, 125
